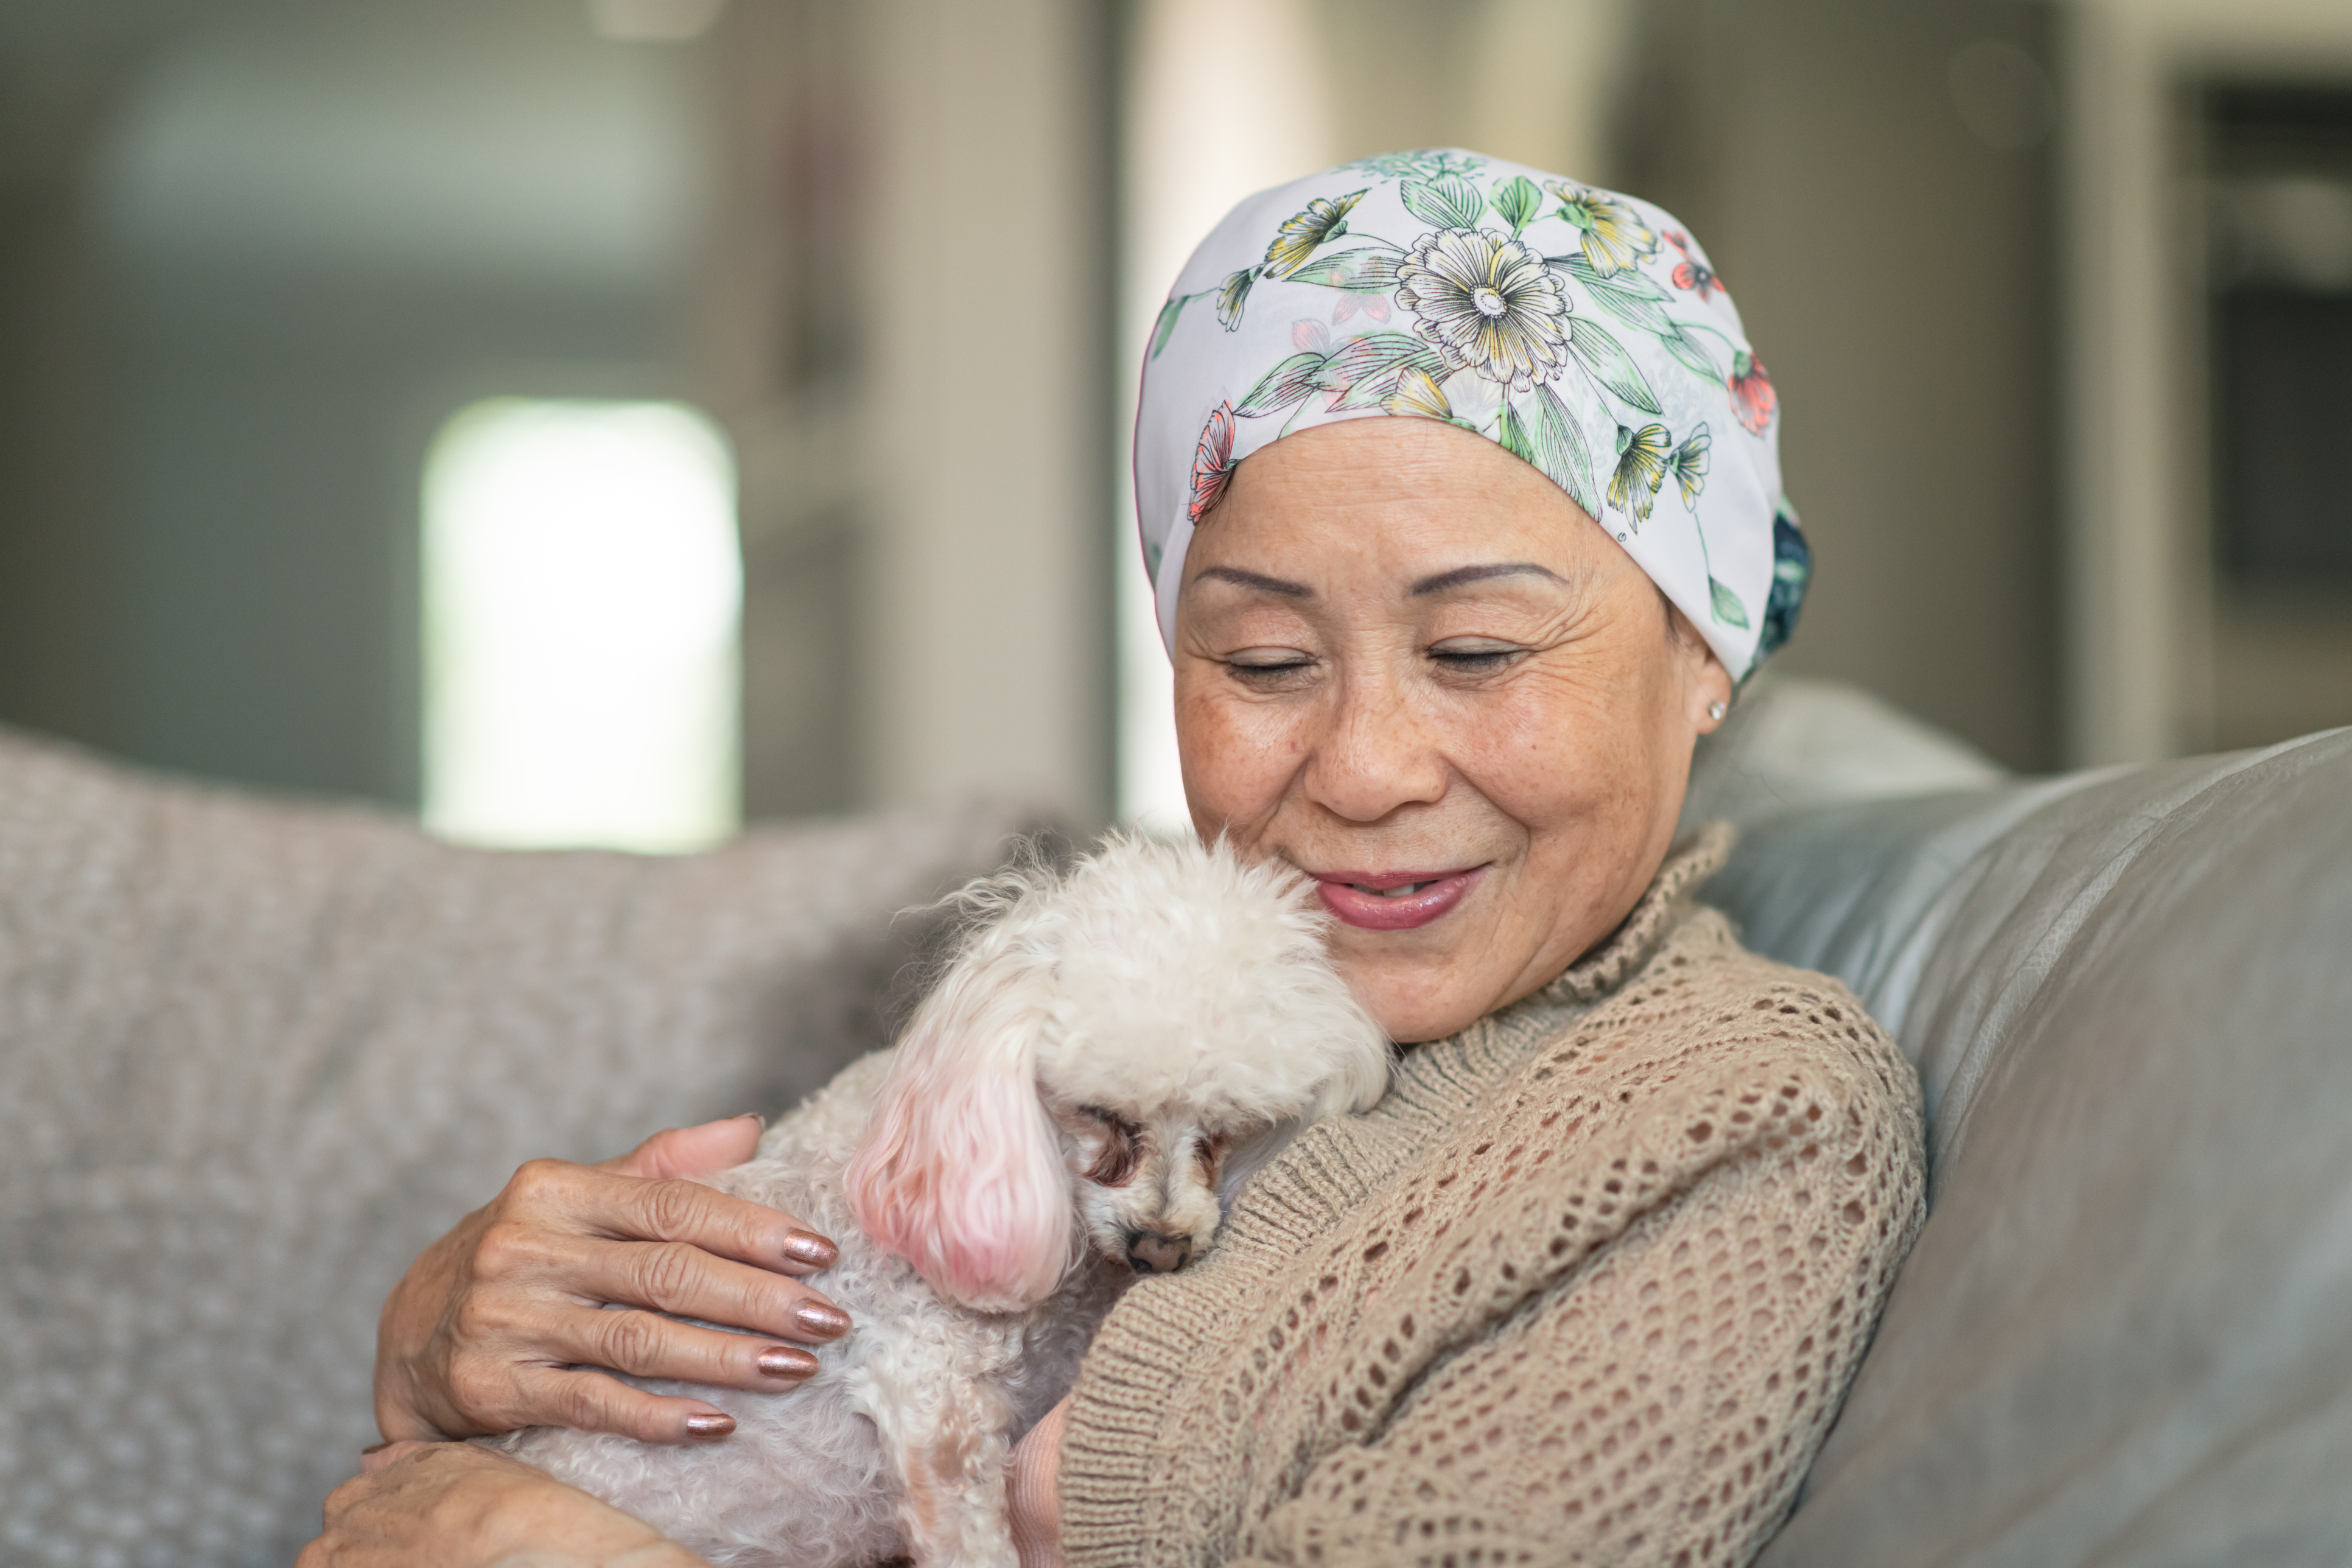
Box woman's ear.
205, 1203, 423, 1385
1692, 653, 1733, 735
1668, 601, 1734, 734
844, 946, 1073, 1312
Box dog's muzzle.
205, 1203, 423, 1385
1124, 1228, 1194, 1273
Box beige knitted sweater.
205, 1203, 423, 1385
1055, 826, 1925, 1568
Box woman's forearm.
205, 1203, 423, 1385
296, 1441, 714, 1568
1009, 1398, 1069, 1568
481, 1547, 712, 1568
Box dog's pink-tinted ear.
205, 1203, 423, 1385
845, 953, 1072, 1312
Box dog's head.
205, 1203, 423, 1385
845, 832, 1390, 1313
1046, 1099, 1237, 1279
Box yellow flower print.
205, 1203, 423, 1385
1608, 422, 1671, 527
1384, 365, 1455, 422
1543, 181, 1659, 278
1264, 190, 1367, 277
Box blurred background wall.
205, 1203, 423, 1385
1, 0, 2347, 844
0, 0, 711, 807
1620, 0, 2063, 774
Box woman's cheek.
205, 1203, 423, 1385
1454, 673, 1611, 831
1177, 685, 1292, 835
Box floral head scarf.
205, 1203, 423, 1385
1135, 149, 1808, 681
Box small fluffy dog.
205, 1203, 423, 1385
494, 833, 1390, 1568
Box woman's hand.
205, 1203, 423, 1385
1008, 1397, 1068, 1568
295, 1440, 708, 1568
374, 1116, 853, 1446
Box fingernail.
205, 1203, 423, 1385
360, 1441, 391, 1455
758, 1345, 820, 1377
782, 1229, 838, 1268
684, 1412, 736, 1440
736, 1112, 767, 1129
794, 1301, 851, 1339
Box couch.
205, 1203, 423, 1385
2, 684, 2347, 1566
1696, 684, 2352, 1566
0, 729, 1033, 1567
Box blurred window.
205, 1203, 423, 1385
2208, 86, 2352, 586
422, 398, 741, 851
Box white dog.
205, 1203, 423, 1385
493, 833, 1390, 1568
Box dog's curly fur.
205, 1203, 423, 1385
492, 833, 1391, 1567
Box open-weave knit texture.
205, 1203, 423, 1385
1058, 825, 1925, 1568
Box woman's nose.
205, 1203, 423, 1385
1124, 1227, 1194, 1273
1303, 670, 1447, 822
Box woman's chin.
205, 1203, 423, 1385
1332, 936, 1514, 1045
1364, 991, 1493, 1046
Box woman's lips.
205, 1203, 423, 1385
1311, 867, 1486, 931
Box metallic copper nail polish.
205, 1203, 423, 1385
794, 1301, 852, 1339
684, 1412, 736, 1440
782, 1230, 838, 1268
758, 1345, 819, 1378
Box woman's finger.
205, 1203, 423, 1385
506, 1362, 752, 1447
398, 1335, 764, 1447
462, 1214, 852, 1348
499, 1160, 841, 1279
599, 1116, 767, 1182
531, 1296, 827, 1392
552, 1236, 853, 1345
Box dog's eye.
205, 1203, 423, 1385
1080, 1109, 1143, 1187
1193, 1133, 1227, 1186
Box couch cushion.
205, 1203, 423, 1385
1679, 674, 2007, 838
0, 729, 1031, 1568
1706, 729, 2352, 1565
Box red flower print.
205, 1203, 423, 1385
1188, 402, 1237, 522
1666, 229, 1721, 301
1728, 350, 1776, 434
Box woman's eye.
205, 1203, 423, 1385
1428, 640, 1526, 674
1223, 651, 1317, 687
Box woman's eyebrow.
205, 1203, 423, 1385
1409, 562, 1568, 596
1194, 565, 1313, 598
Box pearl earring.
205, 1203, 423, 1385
1707, 701, 1727, 721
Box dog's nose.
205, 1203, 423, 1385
1124, 1228, 1194, 1274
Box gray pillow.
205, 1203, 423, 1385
1707, 729, 2352, 1566
0, 728, 1033, 1568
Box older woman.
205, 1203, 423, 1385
309, 152, 1922, 1568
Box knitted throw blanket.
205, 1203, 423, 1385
1058, 825, 1927, 1568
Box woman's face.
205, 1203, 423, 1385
1174, 418, 1732, 1044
